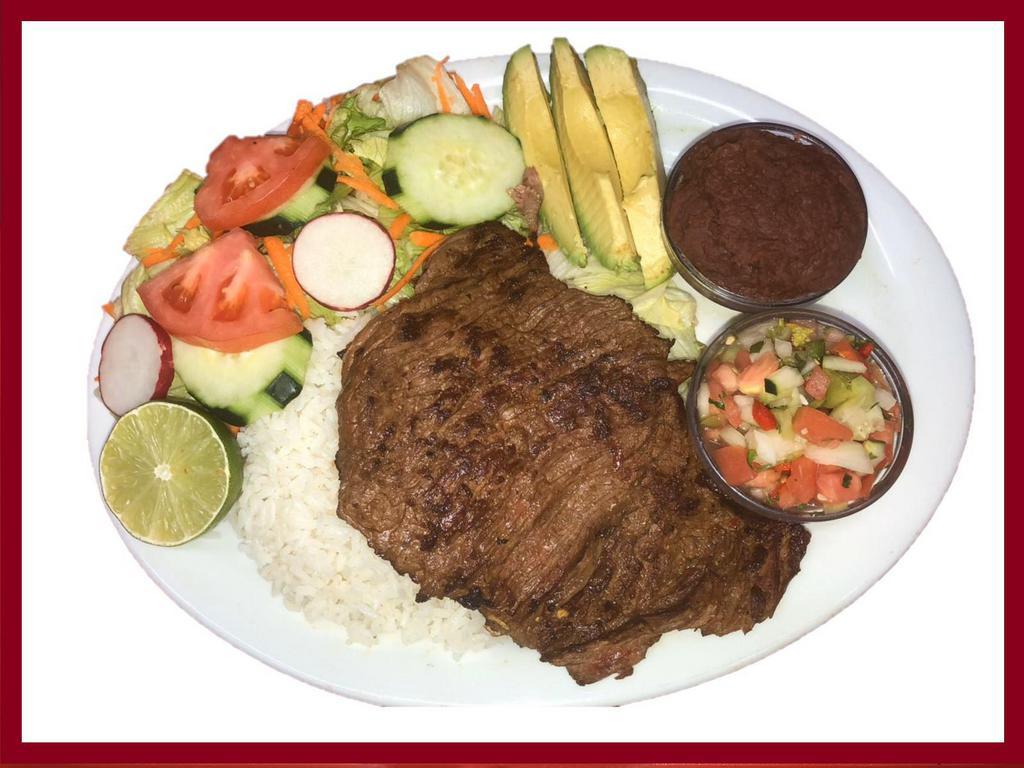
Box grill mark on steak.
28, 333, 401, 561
337, 222, 810, 684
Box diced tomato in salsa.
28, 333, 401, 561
723, 395, 742, 428
748, 469, 780, 489
829, 337, 861, 362
803, 365, 830, 401
698, 316, 904, 514
793, 406, 853, 444
752, 400, 777, 429
737, 352, 779, 394
712, 445, 756, 485
709, 362, 739, 393
817, 468, 862, 504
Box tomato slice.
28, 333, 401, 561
195, 135, 331, 231
138, 229, 303, 353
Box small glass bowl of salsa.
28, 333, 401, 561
686, 309, 913, 523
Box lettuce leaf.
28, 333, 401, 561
628, 278, 701, 361
124, 170, 210, 259
307, 297, 347, 326
499, 208, 531, 238
546, 249, 701, 360
327, 95, 387, 150
545, 248, 645, 299
118, 259, 176, 318
378, 56, 471, 128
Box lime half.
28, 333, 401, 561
100, 400, 243, 546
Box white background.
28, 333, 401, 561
22, 22, 1002, 741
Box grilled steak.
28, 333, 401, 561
337, 222, 810, 684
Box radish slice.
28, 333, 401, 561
99, 314, 174, 416
292, 212, 396, 311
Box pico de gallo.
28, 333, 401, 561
695, 316, 904, 512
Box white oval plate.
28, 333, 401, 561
87, 55, 973, 705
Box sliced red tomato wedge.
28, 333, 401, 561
195, 134, 331, 231
138, 229, 303, 353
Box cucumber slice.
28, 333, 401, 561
243, 166, 334, 237
383, 114, 526, 226
171, 331, 313, 426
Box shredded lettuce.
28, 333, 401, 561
327, 95, 387, 152
124, 170, 210, 259
118, 259, 175, 318
307, 297, 350, 326
546, 249, 701, 360
167, 372, 194, 401
378, 56, 471, 128
499, 208, 531, 238
348, 134, 389, 169
546, 248, 645, 299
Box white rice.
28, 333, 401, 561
230, 316, 497, 654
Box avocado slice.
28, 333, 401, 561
549, 38, 638, 272
585, 45, 673, 287
503, 46, 588, 266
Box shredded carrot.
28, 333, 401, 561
102, 302, 116, 318
264, 239, 309, 318
537, 234, 559, 253
263, 236, 310, 319
225, 423, 241, 435
450, 71, 491, 118
142, 245, 178, 268
141, 215, 204, 267
289, 99, 315, 136
336, 174, 399, 210
333, 150, 369, 179
433, 56, 452, 113
388, 213, 413, 240
470, 83, 492, 119
450, 71, 477, 113
311, 101, 327, 127
409, 230, 445, 248
371, 236, 447, 307
295, 111, 374, 184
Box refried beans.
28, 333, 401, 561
664, 123, 867, 305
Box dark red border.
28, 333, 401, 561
2, 4, 1008, 766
